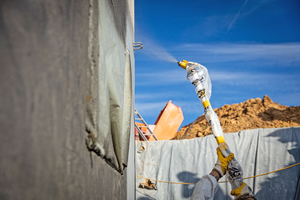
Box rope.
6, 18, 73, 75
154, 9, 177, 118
136, 175, 195, 185
136, 162, 300, 185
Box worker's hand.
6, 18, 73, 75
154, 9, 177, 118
231, 182, 254, 197
213, 147, 234, 177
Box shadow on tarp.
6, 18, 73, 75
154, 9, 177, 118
177, 172, 200, 198
255, 128, 300, 199
177, 171, 232, 199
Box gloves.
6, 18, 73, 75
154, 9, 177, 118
213, 147, 234, 177
231, 182, 254, 197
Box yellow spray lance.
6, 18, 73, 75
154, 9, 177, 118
178, 60, 244, 189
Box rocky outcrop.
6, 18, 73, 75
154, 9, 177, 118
175, 95, 300, 139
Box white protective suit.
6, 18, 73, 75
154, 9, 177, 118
190, 175, 218, 200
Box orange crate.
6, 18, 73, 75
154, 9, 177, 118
149, 100, 184, 141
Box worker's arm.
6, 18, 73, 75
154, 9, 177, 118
190, 147, 234, 200
189, 167, 227, 200
190, 174, 218, 200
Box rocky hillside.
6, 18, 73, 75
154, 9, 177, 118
175, 95, 300, 139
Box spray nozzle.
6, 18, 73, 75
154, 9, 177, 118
177, 60, 188, 69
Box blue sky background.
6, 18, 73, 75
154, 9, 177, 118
134, 0, 300, 127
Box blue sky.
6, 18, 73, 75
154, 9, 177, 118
134, 0, 300, 127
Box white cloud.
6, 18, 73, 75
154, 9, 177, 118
135, 91, 184, 100
135, 101, 166, 116
135, 69, 187, 86
175, 43, 300, 66
210, 71, 295, 83
136, 66, 299, 87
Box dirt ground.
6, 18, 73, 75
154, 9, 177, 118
174, 95, 300, 139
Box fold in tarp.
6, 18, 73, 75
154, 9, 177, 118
136, 127, 300, 199
85, 0, 133, 174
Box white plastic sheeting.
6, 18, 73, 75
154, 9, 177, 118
85, 0, 134, 174
136, 127, 300, 199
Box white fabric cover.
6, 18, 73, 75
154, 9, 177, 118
136, 127, 300, 199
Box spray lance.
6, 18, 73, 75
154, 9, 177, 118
177, 60, 243, 189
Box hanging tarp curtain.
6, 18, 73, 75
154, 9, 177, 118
86, 0, 133, 174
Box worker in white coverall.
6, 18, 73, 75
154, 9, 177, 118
190, 147, 256, 200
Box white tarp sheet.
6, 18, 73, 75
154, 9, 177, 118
136, 127, 300, 199
85, 0, 134, 174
